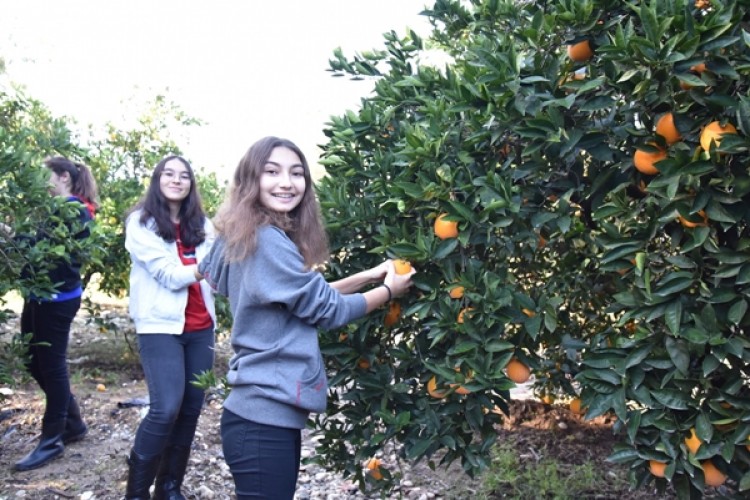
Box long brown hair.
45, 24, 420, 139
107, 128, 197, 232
128, 155, 207, 247
45, 156, 99, 213
214, 136, 329, 267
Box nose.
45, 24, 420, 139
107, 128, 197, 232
278, 172, 292, 188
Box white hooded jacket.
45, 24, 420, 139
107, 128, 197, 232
125, 209, 216, 334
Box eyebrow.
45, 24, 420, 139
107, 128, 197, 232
265, 161, 304, 169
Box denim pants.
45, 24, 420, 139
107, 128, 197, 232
132, 328, 214, 456
221, 409, 301, 499
21, 298, 81, 424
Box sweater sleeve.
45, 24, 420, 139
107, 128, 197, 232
249, 226, 367, 330
125, 212, 197, 291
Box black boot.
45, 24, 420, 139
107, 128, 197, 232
62, 395, 88, 444
125, 450, 161, 500
14, 420, 65, 471
152, 445, 191, 500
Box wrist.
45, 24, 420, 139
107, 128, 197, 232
381, 283, 392, 302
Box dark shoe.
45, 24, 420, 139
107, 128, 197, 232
14, 420, 65, 471
153, 445, 191, 500
125, 449, 161, 499
62, 395, 88, 444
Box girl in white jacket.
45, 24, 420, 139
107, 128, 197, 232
124, 155, 215, 500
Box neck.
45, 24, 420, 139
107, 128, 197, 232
169, 202, 181, 223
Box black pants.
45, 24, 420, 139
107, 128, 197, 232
21, 297, 81, 424
132, 329, 215, 457
221, 409, 301, 500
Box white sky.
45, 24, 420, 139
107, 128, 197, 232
1, 1, 431, 180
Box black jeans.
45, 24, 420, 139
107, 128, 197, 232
21, 298, 81, 424
221, 409, 301, 500
132, 329, 214, 457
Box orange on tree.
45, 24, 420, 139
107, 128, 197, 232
522, 308, 536, 318
702, 460, 727, 487
448, 285, 465, 299
633, 145, 667, 175
457, 307, 474, 324
506, 358, 531, 384
434, 213, 459, 240
569, 398, 585, 415
567, 40, 593, 62
685, 428, 702, 454
384, 301, 401, 327
678, 209, 708, 228
393, 259, 412, 275
649, 460, 668, 478
449, 367, 474, 395
700, 120, 737, 151
366, 458, 384, 480
427, 376, 446, 399
357, 358, 371, 370
655, 112, 681, 145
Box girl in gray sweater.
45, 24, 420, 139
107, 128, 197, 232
201, 136, 414, 499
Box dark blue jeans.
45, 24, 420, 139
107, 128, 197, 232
221, 409, 301, 500
21, 298, 81, 424
132, 329, 214, 457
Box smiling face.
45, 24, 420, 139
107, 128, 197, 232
259, 146, 306, 213
159, 158, 192, 207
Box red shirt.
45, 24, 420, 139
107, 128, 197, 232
175, 224, 212, 332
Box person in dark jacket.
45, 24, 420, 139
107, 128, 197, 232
200, 137, 416, 499
14, 156, 98, 472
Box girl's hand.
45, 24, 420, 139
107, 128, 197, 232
384, 261, 416, 299
363, 260, 390, 284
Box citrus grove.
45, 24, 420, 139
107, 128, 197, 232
313, 0, 750, 497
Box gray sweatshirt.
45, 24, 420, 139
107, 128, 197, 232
200, 225, 367, 429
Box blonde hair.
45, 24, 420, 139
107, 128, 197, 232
214, 137, 329, 268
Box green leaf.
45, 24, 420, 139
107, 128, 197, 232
728, 299, 748, 325
651, 389, 690, 410
665, 337, 690, 376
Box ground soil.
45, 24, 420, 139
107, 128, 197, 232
0, 301, 712, 500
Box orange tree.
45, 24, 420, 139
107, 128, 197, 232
314, 0, 750, 496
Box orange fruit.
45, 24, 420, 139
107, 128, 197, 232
393, 259, 412, 274
366, 458, 383, 480
702, 460, 727, 487
569, 398, 585, 415
649, 460, 668, 478
685, 428, 702, 454
522, 308, 536, 318
457, 307, 474, 324
695, 0, 711, 9
434, 213, 459, 239
700, 121, 737, 151
506, 358, 531, 384
384, 301, 401, 327
567, 40, 593, 62
690, 62, 707, 73
655, 113, 681, 145
448, 285, 465, 299
357, 358, 371, 370
96, 383, 106, 392
633, 146, 667, 175
541, 394, 555, 405
678, 210, 708, 228
427, 376, 446, 399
